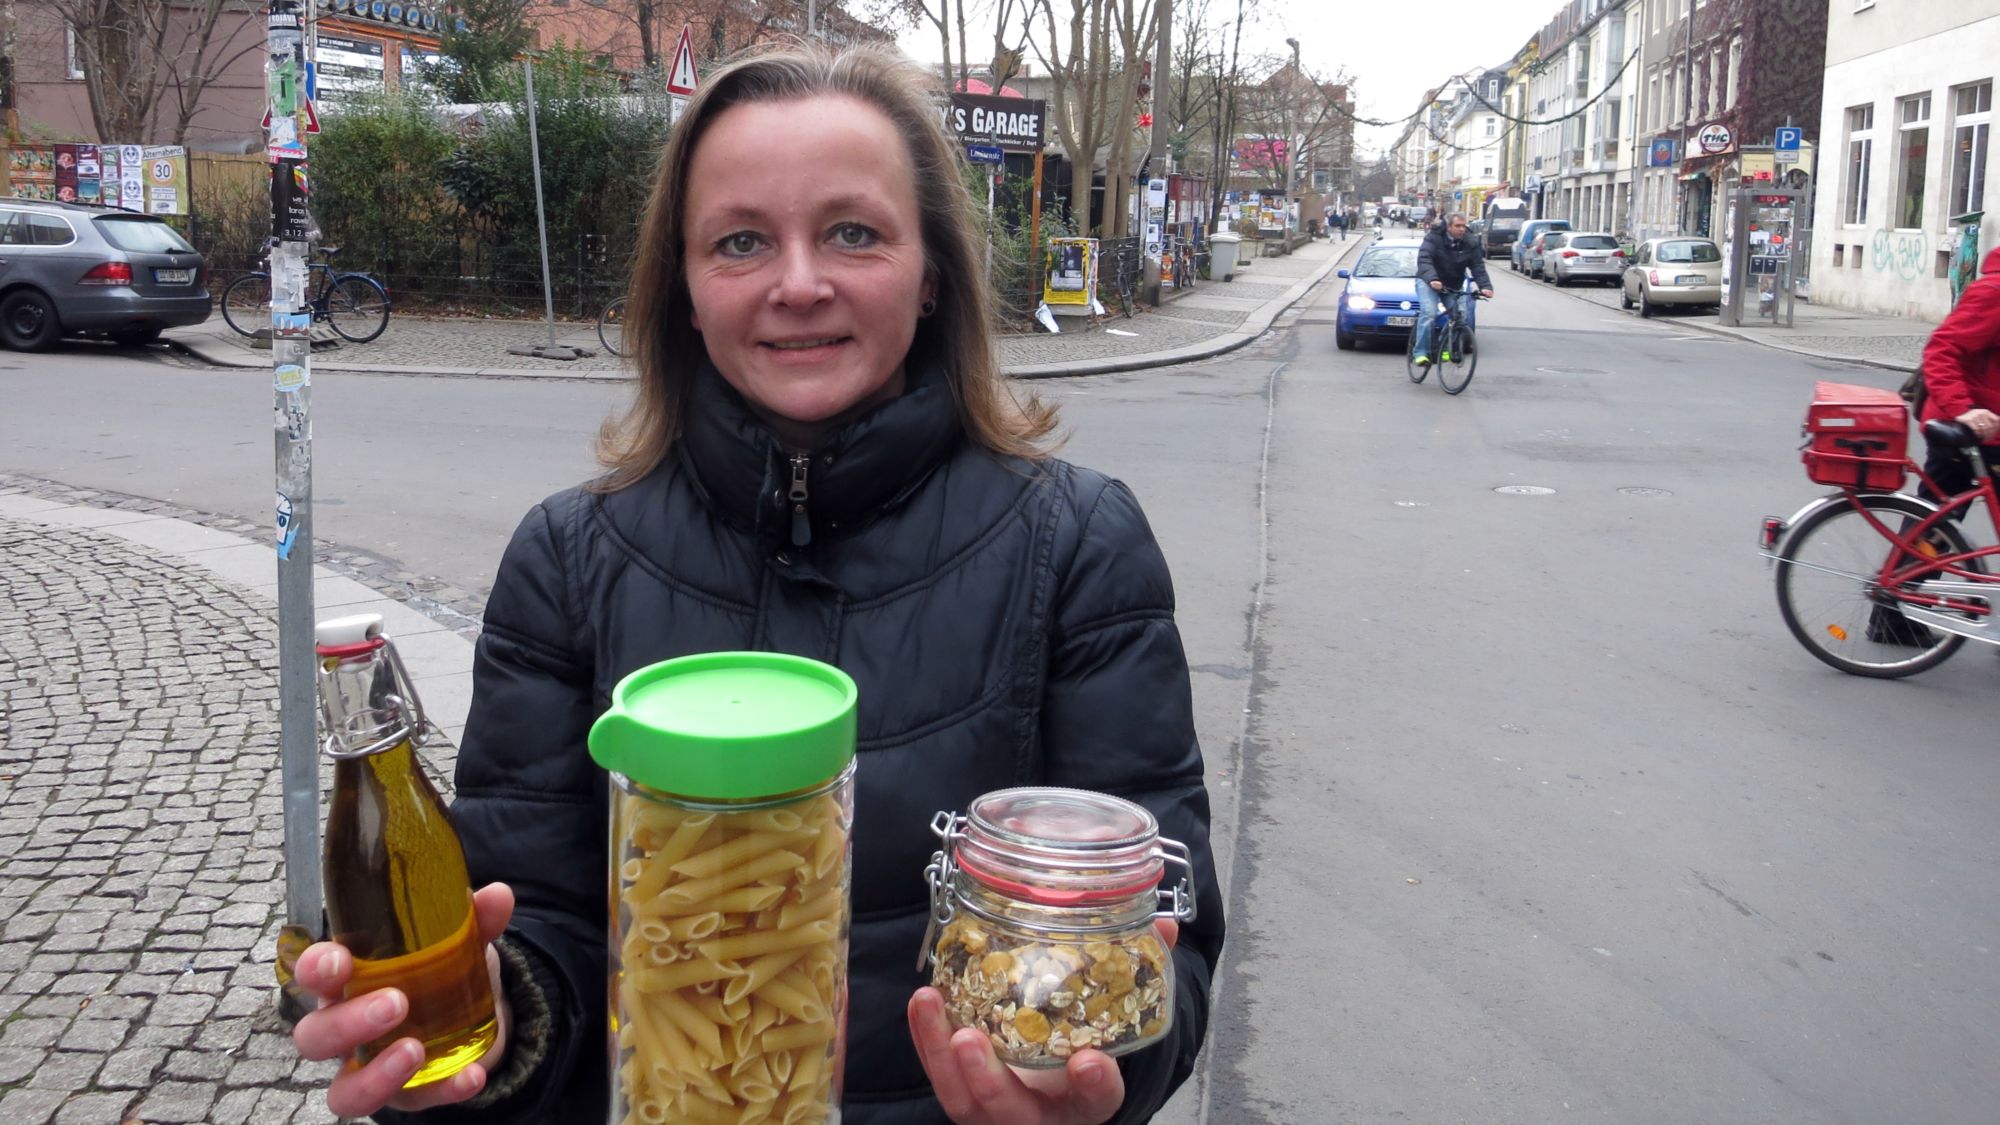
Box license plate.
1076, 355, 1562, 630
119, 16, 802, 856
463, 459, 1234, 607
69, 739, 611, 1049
154, 268, 192, 284
1585, 255, 1606, 262
1676, 275, 1705, 285
1387, 316, 1415, 327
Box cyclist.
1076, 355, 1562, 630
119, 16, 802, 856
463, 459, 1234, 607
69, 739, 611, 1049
1413, 211, 1495, 367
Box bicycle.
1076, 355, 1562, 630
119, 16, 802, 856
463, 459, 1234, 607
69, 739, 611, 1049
1762, 390, 1997, 678
220, 247, 391, 344
1406, 276, 1484, 395
597, 295, 627, 357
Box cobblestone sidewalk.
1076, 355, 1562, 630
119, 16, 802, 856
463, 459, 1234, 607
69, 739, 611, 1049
0, 516, 349, 1124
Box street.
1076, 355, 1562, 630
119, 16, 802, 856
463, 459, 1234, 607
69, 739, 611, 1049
7, 260, 2000, 1123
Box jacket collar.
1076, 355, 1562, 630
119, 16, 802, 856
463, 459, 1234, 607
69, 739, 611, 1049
677, 358, 963, 548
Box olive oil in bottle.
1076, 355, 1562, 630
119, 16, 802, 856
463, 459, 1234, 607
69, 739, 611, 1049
316, 613, 497, 1086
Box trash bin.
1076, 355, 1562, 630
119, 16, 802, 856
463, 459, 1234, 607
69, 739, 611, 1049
1208, 233, 1240, 282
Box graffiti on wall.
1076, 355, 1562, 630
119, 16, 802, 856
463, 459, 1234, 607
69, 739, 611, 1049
1868, 228, 1927, 281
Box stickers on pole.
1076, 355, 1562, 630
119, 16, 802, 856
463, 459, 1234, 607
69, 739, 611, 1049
276, 492, 298, 559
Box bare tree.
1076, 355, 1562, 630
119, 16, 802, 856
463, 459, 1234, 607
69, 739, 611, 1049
1096, 0, 1155, 237
48, 0, 260, 145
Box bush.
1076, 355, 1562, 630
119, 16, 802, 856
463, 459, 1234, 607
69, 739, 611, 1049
309, 91, 464, 302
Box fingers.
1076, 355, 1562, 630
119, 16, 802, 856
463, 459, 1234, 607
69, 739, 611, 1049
1061, 1049, 1127, 1123
909, 989, 983, 1122
293, 987, 407, 1063
472, 882, 515, 946
385, 1061, 490, 1112
294, 942, 353, 1007
323, 1038, 426, 1118
1154, 918, 1179, 951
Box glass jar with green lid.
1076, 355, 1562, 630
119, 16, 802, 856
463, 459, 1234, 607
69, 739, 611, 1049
588, 651, 857, 1124
920, 787, 1197, 1068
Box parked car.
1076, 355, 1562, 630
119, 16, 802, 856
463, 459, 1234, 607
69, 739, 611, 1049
1334, 238, 1425, 350
1511, 218, 1572, 273
1622, 236, 1724, 316
0, 197, 209, 350
1547, 232, 1628, 287
1526, 230, 1567, 280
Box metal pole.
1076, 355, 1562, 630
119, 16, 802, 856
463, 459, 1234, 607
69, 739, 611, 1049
267, 0, 320, 1020
524, 59, 559, 350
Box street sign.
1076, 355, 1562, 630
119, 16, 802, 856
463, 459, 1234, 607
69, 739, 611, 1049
1774, 126, 1803, 151
1648, 137, 1678, 167
965, 143, 1004, 165
1775, 148, 1800, 165
667, 26, 699, 95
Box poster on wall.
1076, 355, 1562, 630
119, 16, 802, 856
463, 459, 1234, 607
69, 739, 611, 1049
1043, 237, 1097, 305
5, 143, 187, 212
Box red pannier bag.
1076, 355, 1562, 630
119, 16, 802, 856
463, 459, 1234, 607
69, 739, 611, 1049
1801, 381, 1909, 491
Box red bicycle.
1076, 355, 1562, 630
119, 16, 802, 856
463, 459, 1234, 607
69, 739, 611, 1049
1761, 382, 1997, 678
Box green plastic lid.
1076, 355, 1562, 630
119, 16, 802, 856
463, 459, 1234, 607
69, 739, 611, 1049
588, 652, 857, 800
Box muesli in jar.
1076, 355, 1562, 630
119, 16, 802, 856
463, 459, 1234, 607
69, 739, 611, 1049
920, 787, 1196, 1068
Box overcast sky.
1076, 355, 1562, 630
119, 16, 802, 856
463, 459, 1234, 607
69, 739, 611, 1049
894, 0, 1550, 157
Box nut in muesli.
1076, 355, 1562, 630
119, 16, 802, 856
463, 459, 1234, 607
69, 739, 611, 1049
929, 916, 1171, 1067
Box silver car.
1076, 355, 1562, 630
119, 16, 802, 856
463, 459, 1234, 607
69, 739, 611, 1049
1621, 237, 1724, 316
1548, 232, 1628, 287
0, 197, 210, 349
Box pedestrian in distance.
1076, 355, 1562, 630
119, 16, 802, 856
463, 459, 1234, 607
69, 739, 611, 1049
1412, 212, 1495, 368
283, 42, 1225, 1125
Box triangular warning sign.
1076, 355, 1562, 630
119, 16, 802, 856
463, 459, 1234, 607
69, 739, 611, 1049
667, 27, 699, 95
304, 98, 320, 135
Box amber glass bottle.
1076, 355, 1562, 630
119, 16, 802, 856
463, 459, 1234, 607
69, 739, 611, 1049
316, 613, 496, 1087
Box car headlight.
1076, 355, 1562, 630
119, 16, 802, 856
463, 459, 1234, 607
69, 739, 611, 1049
1346, 294, 1377, 310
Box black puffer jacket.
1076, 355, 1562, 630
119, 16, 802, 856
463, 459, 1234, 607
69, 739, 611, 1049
389, 364, 1224, 1123
1417, 224, 1493, 291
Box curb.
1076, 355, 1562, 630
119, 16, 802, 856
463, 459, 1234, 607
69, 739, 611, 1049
1518, 268, 1923, 374
1008, 236, 1370, 379
167, 240, 1370, 382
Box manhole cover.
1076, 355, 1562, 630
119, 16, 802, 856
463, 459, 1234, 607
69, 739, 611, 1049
1536, 365, 1609, 375
1618, 486, 1675, 498
1494, 485, 1556, 496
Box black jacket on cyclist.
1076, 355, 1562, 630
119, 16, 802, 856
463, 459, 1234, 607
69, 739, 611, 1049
1418, 225, 1493, 292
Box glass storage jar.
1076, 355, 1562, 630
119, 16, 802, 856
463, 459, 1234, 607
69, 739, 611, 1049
589, 652, 857, 1125
920, 787, 1196, 1068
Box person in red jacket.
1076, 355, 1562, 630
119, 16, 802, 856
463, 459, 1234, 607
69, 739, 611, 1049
1873, 244, 2000, 645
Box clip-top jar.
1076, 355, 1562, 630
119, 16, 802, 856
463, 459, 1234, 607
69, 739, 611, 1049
589, 652, 856, 1125
921, 787, 1196, 1068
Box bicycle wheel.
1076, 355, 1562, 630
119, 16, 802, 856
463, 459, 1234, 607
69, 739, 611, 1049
220, 274, 272, 338
1438, 321, 1478, 395
597, 296, 628, 357
1774, 492, 1983, 678
325, 275, 390, 344
1405, 321, 1431, 384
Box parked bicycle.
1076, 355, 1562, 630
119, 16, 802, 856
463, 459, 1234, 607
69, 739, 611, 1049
1762, 382, 1996, 678
597, 295, 627, 357
1406, 275, 1483, 395
220, 247, 391, 344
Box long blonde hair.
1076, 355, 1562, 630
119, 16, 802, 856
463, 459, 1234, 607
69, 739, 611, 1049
595, 42, 1057, 491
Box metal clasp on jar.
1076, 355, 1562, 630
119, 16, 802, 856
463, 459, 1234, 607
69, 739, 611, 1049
319, 641, 439, 760
917, 811, 966, 971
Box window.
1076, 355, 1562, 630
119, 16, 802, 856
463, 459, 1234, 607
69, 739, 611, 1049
1664, 71, 1677, 126
1949, 81, 1991, 219
1647, 71, 1661, 131
24, 214, 75, 246
1895, 93, 1932, 229
1726, 39, 1742, 110
1709, 47, 1724, 115
65, 24, 86, 81
1844, 103, 1874, 225
1486, 116, 1497, 137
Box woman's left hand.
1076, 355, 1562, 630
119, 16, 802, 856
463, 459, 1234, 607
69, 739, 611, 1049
908, 921, 1179, 1125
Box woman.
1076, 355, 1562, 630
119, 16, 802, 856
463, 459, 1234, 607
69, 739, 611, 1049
288, 43, 1224, 1124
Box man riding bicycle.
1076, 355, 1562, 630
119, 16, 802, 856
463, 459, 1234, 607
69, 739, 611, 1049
1414, 212, 1495, 367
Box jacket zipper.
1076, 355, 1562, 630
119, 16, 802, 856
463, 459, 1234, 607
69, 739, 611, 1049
788, 453, 812, 548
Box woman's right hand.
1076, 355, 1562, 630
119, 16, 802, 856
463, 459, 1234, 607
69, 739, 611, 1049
292, 883, 517, 1117
1956, 408, 1999, 441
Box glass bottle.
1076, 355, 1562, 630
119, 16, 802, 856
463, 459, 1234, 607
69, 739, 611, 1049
316, 612, 497, 1087
921, 787, 1197, 1068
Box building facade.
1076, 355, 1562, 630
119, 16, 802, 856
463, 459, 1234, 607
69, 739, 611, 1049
1811, 2, 1997, 320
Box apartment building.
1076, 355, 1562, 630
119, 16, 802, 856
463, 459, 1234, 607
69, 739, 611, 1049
1812, 2, 1997, 320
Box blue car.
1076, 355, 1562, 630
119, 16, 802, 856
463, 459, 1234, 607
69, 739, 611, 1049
1334, 239, 1424, 350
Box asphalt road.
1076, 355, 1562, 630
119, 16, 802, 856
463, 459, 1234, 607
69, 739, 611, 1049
6, 264, 1999, 1123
